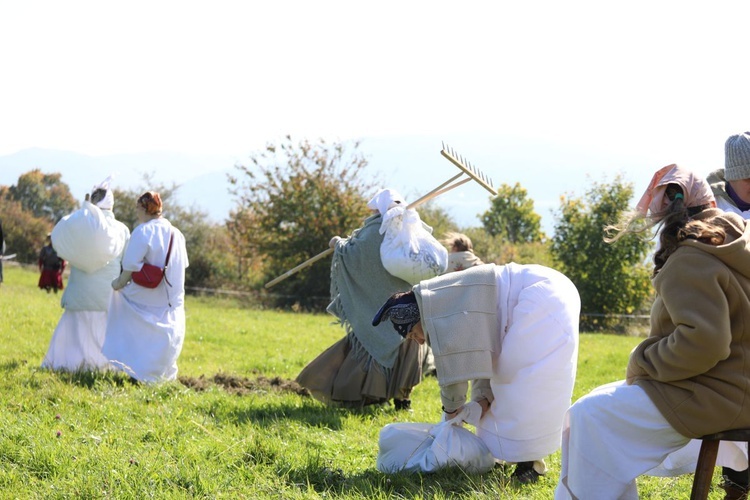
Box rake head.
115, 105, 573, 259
440, 142, 497, 196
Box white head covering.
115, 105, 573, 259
367, 188, 406, 215
635, 164, 715, 218
92, 175, 115, 210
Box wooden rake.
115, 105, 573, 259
264, 143, 497, 288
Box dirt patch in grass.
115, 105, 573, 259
179, 373, 310, 397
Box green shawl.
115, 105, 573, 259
327, 214, 413, 369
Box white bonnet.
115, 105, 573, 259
92, 175, 115, 210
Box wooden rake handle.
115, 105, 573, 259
264, 247, 335, 289
264, 177, 471, 289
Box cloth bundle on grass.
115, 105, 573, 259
379, 205, 448, 285
52, 201, 127, 273
376, 402, 495, 474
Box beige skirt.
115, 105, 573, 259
296, 334, 424, 408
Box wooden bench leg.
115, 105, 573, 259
691, 440, 721, 500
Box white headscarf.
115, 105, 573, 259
92, 175, 115, 210
367, 188, 407, 216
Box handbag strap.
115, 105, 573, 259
164, 232, 174, 268
163, 232, 175, 288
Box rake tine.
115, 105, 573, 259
440, 143, 497, 196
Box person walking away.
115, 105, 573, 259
102, 191, 189, 383
38, 234, 65, 293
42, 178, 130, 371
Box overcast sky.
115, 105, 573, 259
2, 1, 749, 221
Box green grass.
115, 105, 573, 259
0, 264, 725, 498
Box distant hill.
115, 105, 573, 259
0, 137, 655, 234
0, 148, 239, 223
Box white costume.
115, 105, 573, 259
414, 263, 580, 463
43, 193, 130, 371
102, 217, 189, 382
554, 381, 749, 500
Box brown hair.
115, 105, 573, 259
90, 188, 107, 206
605, 184, 714, 246
653, 199, 725, 275
605, 185, 724, 276
442, 232, 473, 252
137, 191, 163, 216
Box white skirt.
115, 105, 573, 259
41, 310, 110, 371
102, 291, 186, 383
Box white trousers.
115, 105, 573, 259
555, 381, 690, 500
555, 380, 749, 499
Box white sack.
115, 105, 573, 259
376, 402, 494, 474
51, 202, 127, 273
379, 206, 448, 285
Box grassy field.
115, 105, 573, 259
0, 264, 723, 498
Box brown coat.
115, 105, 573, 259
627, 210, 750, 438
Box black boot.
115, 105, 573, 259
393, 399, 412, 411
721, 468, 749, 500
512, 461, 542, 484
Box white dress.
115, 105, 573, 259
42, 208, 130, 371
102, 218, 189, 383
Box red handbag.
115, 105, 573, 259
131, 233, 174, 288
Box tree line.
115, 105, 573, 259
1, 136, 654, 330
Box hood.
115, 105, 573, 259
680, 209, 750, 281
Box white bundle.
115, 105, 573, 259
51, 201, 127, 273
376, 402, 494, 474
379, 205, 448, 285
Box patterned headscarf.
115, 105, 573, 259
635, 164, 714, 218
372, 291, 421, 338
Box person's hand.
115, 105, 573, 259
111, 274, 129, 291
329, 236, 342, 249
